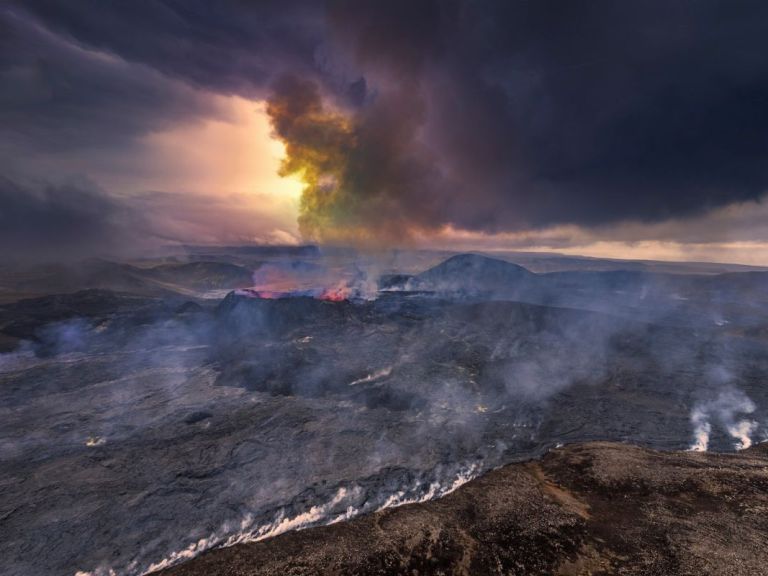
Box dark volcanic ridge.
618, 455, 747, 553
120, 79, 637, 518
385, 253, 768, 330
157, 441, 768, 576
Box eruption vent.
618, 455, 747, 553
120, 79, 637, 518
238, 261, 370, 301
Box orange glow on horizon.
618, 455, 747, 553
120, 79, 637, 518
140, 96, 302, 198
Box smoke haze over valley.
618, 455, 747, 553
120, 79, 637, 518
3, 2, 768, 575
1, 248, 768, 574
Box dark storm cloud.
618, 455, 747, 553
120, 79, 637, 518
327, 0, 768, 232
0, 176, 147, 260
7, 0, 324, 96
0, 7, 220, 152
6, 0, 768, 237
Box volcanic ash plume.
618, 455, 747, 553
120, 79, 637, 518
266, 75, 437, 245
267, 76, 356, 243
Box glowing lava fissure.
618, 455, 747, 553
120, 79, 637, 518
236, 284, 352, 302
240, 261, 361, 302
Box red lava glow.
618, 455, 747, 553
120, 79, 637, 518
318, 284, 352, 301
240, 263, 356, 301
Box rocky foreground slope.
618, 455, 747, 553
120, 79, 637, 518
159, 442, 768, 576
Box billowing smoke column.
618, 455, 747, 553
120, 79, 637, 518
9, 2, 768, 252
264, 1, 768, 247
266, 72, 438, 245
267, 76, 357, 243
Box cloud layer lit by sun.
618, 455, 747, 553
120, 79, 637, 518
125, 93, 768, 264
139, 97, 302, 201
46, 91, 307, 247
88, 92, 768, 264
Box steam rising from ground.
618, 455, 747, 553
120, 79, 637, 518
3, 253, 768, 576
689, 387, 757, 451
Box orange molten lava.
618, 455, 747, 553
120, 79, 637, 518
244, 262, 355, 301
319, 284, 352, 301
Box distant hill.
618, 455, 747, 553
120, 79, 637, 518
142, 262, 253, 291
179, 245, 320, 258
0, 259, 255, 302
9, 259, 177, 299
411, 254, 535, 295
392, 253, 768, 328
481, 250, 768, 274
0, 289, 161, 350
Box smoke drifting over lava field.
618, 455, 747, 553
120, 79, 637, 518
6, 2, 768, 574
1, 249, 767, 575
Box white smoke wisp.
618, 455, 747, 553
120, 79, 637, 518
727, 420, 758, 450
78, 461, 482, 576
348, 366, 393, 386
138, 487, 359, 576
140, 535, 219, 575
226, 486, 359, 546
688, 387, 757, 452
689, 407, 711, 452
378, 462, 481, 509
74, 568, 117, 576
226, 461, 481, 548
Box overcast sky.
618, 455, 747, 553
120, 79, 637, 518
3, 1, 768, 263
